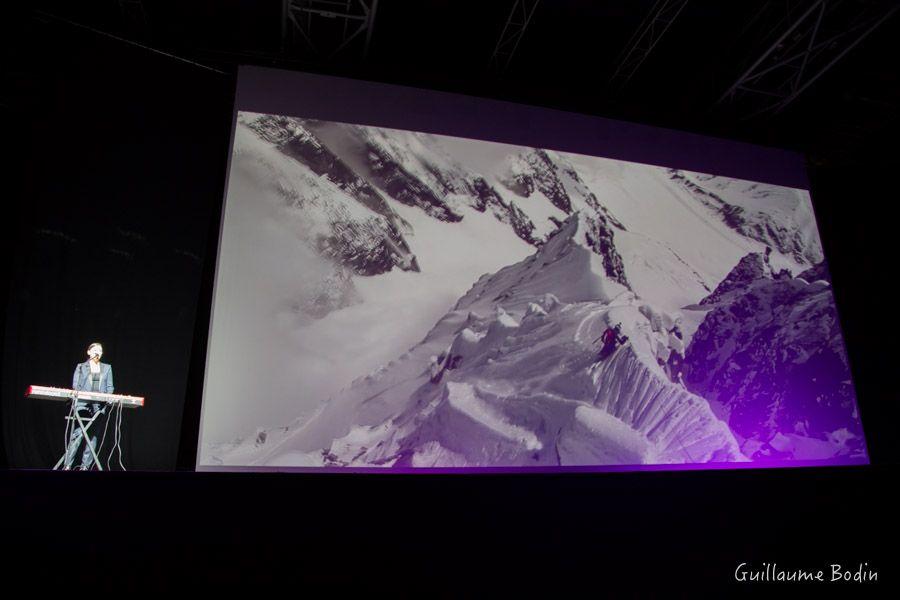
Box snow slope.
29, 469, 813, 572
205, 214, 744, 467
673, 170, 823, 266
202, 116, 535, 443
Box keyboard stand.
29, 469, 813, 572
53, 393, 107, 471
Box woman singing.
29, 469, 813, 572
63, 342, 114, 470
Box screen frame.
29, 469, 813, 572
187, 65, 867, 473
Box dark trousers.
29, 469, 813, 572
63, 401, 106, 469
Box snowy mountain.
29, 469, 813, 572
237, 113, 820, 314
205, 213, 745, 468
668, 169, 823, 266
232, 114, 640, 322
497, 148, 626, 240
244, 114, 419, 277
201, 111, 856, 467
683, 254, 863, 460
698, 252, 773, 306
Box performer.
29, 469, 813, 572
63, 342, 114, 470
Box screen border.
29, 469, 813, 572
190, 65, 867, 473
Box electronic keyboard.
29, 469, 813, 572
26, 385, 145, 408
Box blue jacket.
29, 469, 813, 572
72, 361, 114, 394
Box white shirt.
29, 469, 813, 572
89, 360, 101, 374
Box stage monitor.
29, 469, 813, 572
196, 66, 867, 472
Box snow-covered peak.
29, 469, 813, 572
449, 211, 630, 311
205, 250, 744, 467
499, 148, 625, 227
698, 252, 772, 306
502, 148, 573, 211
545, 211, 629, 285
669, 169, 823, 266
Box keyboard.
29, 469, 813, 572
26, 385, 145, 408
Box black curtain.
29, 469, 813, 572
1, 16, 233, 470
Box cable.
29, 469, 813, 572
109, 407, 121, 462
62, 394, 77, 468
113, 402, 120, 470
78, 403, 104, 471
32, 9, 229, 76
95, 404, 114, 471
112, 401, 126, 471
105, 406, 113, 471
63, 399, 73, 454
119, 406, 126, 471
108, 402, 119, 471
82, 404, 101, 471
118, 401, 126, 470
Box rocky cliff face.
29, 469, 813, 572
362, 140, 464, 222
242, 115, 639, 285
698, 252, 771, 306
684, 255, 863, 459
581, 212, 629, 287
502, 148, 574, 213
469, 176, 539, 245
244, 114, 419, 277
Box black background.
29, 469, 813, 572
2, 2, 898, 594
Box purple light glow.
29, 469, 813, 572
197, 456, 868, 475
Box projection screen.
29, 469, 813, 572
196, 66, 867, 472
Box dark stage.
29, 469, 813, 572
2, 1, 899, 593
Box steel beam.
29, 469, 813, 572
608, 0, 690, 91
718, 0, 898, 117
283, 0, 379, 60
488, 0, 540, 74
